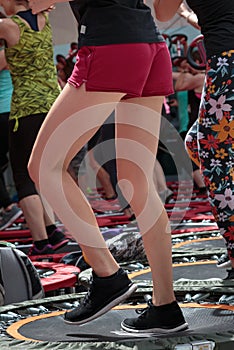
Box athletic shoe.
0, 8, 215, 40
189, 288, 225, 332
121, 299, 188, 333
216, 253, 231, 269
48, 228, 69, 251
28, 243, 54, 256
64, 268, 137, 325
0, 205, 22, 231
223, 268, 234, 280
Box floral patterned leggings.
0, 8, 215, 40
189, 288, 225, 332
185, 50, 234, 260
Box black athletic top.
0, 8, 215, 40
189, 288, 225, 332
186, 0, 234, 58
16, 10, 39, 31
69, 0, 164, 48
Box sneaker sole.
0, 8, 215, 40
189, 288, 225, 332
121, 321, 189, 334
0, 209, 23, 231
216, 261, 232, 269
64, 283, 138, 325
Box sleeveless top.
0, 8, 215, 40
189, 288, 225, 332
5, 13, 60, 131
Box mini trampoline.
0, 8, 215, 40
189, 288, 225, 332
1, 185, 233, 349
1, 295, 234, 349
173, 236, 226, 251
34, 262, 80, 294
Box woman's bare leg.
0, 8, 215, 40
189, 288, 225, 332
116, 96, 175, 306
28, 83, 124, 276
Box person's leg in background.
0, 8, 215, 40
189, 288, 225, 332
68, 146, 87, 190
153, 158, 173, 204
197, 52, 234, 276
0, 112, 22, 230
98, 112, 135, 218
9, 114, 69, 255
184, 120, 206, 194
185, 53, 234, 273
192, 163, 207, 194
0, 113, 10, 172
0, 167, 22, 230
87, 127, 117, 200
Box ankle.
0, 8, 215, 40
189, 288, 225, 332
93, 267, 120, 278
152, 297, 176, 307
152, 300, 178, 309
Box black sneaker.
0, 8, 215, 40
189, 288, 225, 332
121, 299, 188, 333
64, 268, 137, 325
216, 253, 231, 269
224, 268, 234, 280
28, 243, 54, 256
48, 228, 69, 251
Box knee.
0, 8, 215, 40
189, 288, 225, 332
28, 151, 54, 188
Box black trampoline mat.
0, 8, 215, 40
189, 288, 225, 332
174, 262, 227, 280
174, 237, 225, 250
7, 304, 234, 342
130, 262, 227, 282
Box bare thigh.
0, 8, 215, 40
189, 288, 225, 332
116, 96, 164, 153
30, 83, 125, 177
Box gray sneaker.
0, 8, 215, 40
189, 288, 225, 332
0, 205, 23, 231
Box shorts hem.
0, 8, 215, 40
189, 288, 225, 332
86, 83, 139, 96
68, 81, 174, 98
67, 80, 84, 89
142, 88, 174, 97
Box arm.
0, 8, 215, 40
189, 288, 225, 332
0, 49, 8, 71
177, 2, 200, 30
173, 72, 204, 92
0, 18, 13, 45
29, 0, 73, 14
153, 0, 183, 22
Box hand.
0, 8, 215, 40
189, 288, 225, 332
47, 5, 56, 12
168, 99, 178, 107
177, 3, 191, 18
29, 0, 54, 14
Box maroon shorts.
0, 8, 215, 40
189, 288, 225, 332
68, 42, 173, 98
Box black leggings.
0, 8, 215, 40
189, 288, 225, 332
9, 113, 47, 201
0, 113, 12, 208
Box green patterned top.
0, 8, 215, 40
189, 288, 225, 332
5, 14, 60, 131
